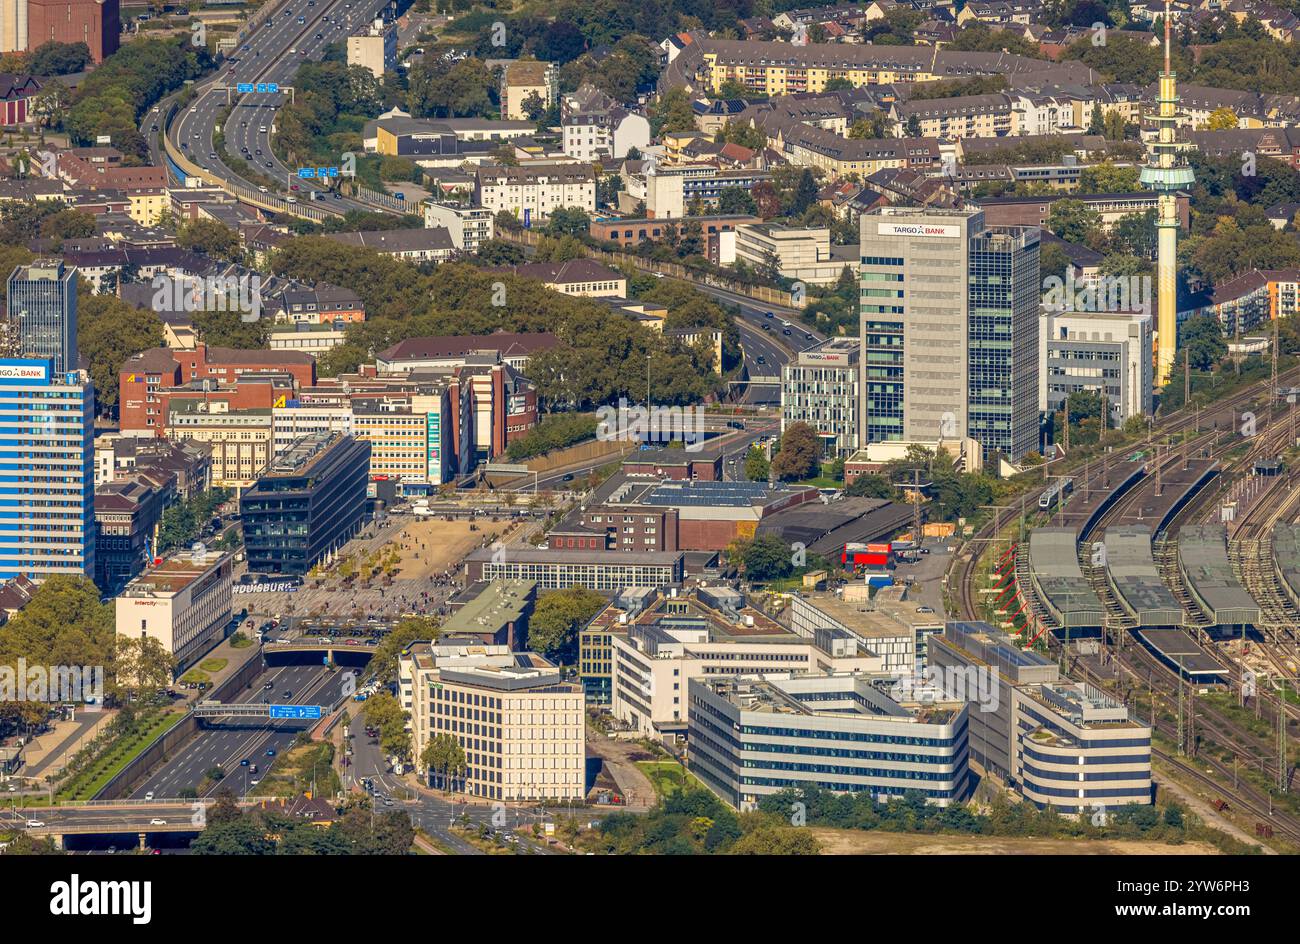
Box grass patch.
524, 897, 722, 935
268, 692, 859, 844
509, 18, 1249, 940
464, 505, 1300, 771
636, 760, 702, 799
248, 740, 339, 799
179, 668, 210, 685
56, 711, 186, 802
230, 633, 253, 649
199, 658, 228, 673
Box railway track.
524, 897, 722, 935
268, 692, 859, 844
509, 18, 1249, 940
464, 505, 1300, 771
953, 367, 1294, 625
950, 370, 1300, 834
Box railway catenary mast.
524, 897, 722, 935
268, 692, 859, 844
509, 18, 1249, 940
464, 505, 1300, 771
1140, 0, 1195, 388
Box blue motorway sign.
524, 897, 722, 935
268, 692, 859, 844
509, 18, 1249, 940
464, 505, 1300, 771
297, 167, 339, 179
269, 704, 322, 720
236, 82, 280, 93
236, 83, 253, 93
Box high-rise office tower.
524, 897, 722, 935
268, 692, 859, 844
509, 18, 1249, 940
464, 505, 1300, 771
968, 224, 1041, 461
6, 260, 78, 375
859, 207, 1040, 461
0, 358, 96, 581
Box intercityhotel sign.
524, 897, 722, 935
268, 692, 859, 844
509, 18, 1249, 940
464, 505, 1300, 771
877, 221, 961, 238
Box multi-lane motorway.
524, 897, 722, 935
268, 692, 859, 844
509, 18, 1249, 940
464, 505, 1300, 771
164, 0, 392, 214
129, 662, 350, 800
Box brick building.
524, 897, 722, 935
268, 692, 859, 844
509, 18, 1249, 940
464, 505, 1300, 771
27, 0, 120, 63
119, 344, 315, 433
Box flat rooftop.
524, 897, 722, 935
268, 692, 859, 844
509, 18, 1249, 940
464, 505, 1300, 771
120, 552, 228, 597
1134, 628, 1229, 679
797, 592, 941, 637
440, 580, 535, 634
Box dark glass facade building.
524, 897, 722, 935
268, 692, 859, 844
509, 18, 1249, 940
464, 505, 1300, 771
239, 433, 371, 575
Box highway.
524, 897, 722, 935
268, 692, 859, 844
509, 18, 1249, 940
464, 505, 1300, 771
128, 661, 350, 800
164, 0, 393, 214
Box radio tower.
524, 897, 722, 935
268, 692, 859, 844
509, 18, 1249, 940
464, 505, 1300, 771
1140, 0, 1194, 389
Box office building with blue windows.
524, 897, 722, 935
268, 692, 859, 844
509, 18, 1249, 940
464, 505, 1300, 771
6, 261, 78, 375
858, 207, 1040, 461
930, 621, 1152, 815
0, 358, 96, 581
239, 432, 371, 575
687, 674, 970, 811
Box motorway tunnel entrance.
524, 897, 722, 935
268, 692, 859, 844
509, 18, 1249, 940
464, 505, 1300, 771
261, 647, 373, 669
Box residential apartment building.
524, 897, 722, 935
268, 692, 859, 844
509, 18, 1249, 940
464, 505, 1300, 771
422, 203, 494, 253
474, 163, 596, 222
893, 93, 1014, 139
499, 59, 556, 121
115, 548, 233, 672
662, 38, 1096, 98
400, 640, 585, 801
346, 18, 396, 79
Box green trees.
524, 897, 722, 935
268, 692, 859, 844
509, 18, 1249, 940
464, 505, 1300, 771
192, 798, 416, 855
742, 445, 770, 482
362, 691, 411, 762
420, 733, 467, 792
64, 38, 210, 157
770, 421, 821, 481
527, 586, 606, 663
649, 87, 697, 136
28, 41, 92, 76
1181, 315, 1228, 371
156, 489, 231, 555
77, 278, 164, 417
0, 576, 116, 700
1078, 161, 1140, 194
406, 56, 493, 118
1047, 199, 1102, 245
737, 533, 793, 582
177, 219, 243, 263
505, 413, 598, 461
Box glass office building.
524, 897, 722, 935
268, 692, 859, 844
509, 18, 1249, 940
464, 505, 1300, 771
859, 208, 1040, 461
0, 358, 95, 581
239, 432, 371, 575
968, 226, 1040, 461
6, 261, 77, 375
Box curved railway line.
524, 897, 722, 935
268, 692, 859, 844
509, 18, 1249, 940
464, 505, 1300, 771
950, 371, 1300, 841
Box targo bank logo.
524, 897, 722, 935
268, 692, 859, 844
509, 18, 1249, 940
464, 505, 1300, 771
50, 875, 152, 925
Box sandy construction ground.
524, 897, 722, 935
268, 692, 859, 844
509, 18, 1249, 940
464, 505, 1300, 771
810, 829, 1220, 855
386, 518, 521, 579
